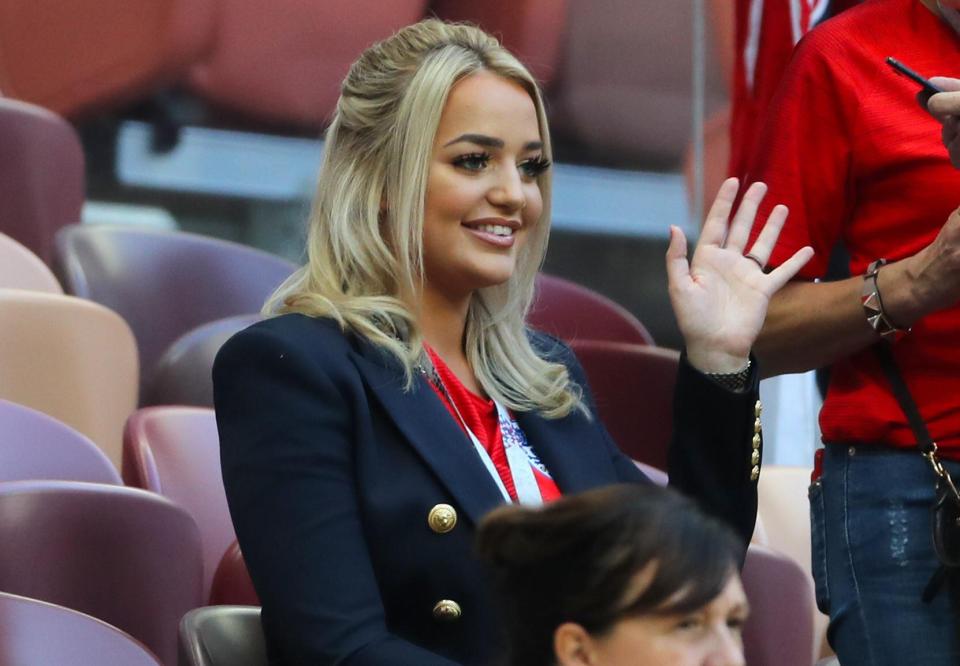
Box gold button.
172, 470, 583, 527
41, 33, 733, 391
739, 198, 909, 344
754, 418, 762, 434
754, 400, 763, 418
427, 504, 457, 534
751, 449, 760, 466
752, 433, 761, 449
750, 465, 760, 482
432, 599, 462, 621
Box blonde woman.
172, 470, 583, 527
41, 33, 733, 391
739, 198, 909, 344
213, 19, 811, 666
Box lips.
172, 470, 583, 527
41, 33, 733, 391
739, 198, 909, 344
461, 217, 520, 248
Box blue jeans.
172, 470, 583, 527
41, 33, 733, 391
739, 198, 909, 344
811, 444, 960, 665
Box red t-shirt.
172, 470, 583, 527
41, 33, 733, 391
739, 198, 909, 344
425, 348, 562, 502
746, 0, 960, 451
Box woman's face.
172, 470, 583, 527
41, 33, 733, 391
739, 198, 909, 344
556, 575, 749, 666
421, 70, 546, 301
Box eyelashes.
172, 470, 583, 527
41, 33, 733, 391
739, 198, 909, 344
451, 151, 552, 179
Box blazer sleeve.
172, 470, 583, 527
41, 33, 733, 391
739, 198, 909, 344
666, 352, 760, 546
214, 326, 461, 666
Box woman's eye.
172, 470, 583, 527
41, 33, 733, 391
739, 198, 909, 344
675, 616, 704, 632
453, 152, 490, 171
726, 616, 747, 632
519, 156, 551, 179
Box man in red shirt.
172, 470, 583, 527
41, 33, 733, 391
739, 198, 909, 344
745, 0, 960, 663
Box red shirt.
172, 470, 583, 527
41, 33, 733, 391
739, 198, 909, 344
746, 0, 960, 451
425, 348, 561, 502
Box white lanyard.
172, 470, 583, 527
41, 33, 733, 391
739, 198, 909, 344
431, 372, 543, 505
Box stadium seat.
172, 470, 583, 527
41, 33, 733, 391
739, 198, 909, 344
123, 406, 234, 603
0, 400, 121, 485
0, 290, 138, 469
209, 541, 259, 606
0, 232, 62, 293
0, 97, 83, 263
53, 225, 296, 400
0, 480, 203, 665
179, 605, 267, 666
146, 314, 262, 408
742, 543, 816, 666
186, 0, 428, 128
0, 591, 162, 666
569, 340, 678, 470
529, 273, 653, 345
0, 0, 215, 118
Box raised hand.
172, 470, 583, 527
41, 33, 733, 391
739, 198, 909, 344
665, 178, 814, 374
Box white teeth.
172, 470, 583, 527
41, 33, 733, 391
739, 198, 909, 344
477, 224, 513, 237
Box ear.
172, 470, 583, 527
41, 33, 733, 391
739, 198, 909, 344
553, 622, 598, 666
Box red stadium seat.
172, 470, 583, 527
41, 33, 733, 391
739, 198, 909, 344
529, 273, 654, 345
210, 541, 260, 607
187, 0, 428, 128
0, 0, 215, 118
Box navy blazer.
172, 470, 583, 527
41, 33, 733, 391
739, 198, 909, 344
213, 313, 761, 666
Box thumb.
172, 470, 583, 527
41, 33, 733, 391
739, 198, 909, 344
930, 76, 960, 92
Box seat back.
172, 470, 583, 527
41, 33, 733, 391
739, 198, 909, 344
145, 314, 262, 407
569, 340, 679, 470
53, 225, 296, 396
0, 481, 203, 665
210, 541, 260, 607
0, 591, 163, 666
123, 406, 233, 602
529, 273, 653, 345
0, 290, 138, 469
742, 544, 816, 666
0, 232, 62, 293
186, 0, 428, 128
179, 605, 267, 666
0, 400, 121, 484
0, 98, 83, 263
0, 0, 214, 118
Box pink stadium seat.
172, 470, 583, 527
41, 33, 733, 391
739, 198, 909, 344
0, 400, 121, 485
0, 0, 215, 118
187, 0, 428, 128
0, 232, 62, 293
430, 0, 568, 86
54, 225, 295, 400
0, 480, 203, 665
123, 406, 234, 603
529, 273, 654, 345
0, 592, 163, 666
0, 97, 83, 263
742, 544, 817, 666
568, 340, 678, 470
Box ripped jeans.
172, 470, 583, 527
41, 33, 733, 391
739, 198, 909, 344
811, 444, 960, 666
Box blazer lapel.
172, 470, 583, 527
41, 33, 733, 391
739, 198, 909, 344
515, 409, 617, 494
348, 344, 505, 526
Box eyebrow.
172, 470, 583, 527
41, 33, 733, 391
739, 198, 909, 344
443, 133, 543, 151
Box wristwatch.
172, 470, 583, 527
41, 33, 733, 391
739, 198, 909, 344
705, 360, 752, 392
862, 259, 909, 342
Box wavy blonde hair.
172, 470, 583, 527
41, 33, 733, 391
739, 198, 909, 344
265, 19, 582, 418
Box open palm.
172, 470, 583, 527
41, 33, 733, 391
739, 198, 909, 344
666, 179, 814, 374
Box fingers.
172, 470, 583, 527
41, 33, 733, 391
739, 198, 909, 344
665, 225, 691, 289
744, 204, 789, 265
929, 76, 960, 93
766, 246, 815, 292
927, 87, 960, 120
725, 182, 769, 253
700, 177, 740, 246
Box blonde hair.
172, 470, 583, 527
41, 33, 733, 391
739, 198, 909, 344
265, 19, 582, 418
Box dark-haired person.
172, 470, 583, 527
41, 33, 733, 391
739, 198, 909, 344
213, 19, 811, 666
743, 1, 960, 664
477, 483, 748, 666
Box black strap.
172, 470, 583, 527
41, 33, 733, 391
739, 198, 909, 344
873, 342, 935, 454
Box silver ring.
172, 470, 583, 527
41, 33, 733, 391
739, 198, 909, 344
744, 253, 765, 270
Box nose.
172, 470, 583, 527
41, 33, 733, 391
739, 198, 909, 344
487, 163, 525, 213
704, 628, 745, 666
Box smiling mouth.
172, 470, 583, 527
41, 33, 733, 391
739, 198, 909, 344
474, 224, 514, 237
462, 219, 519, 248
